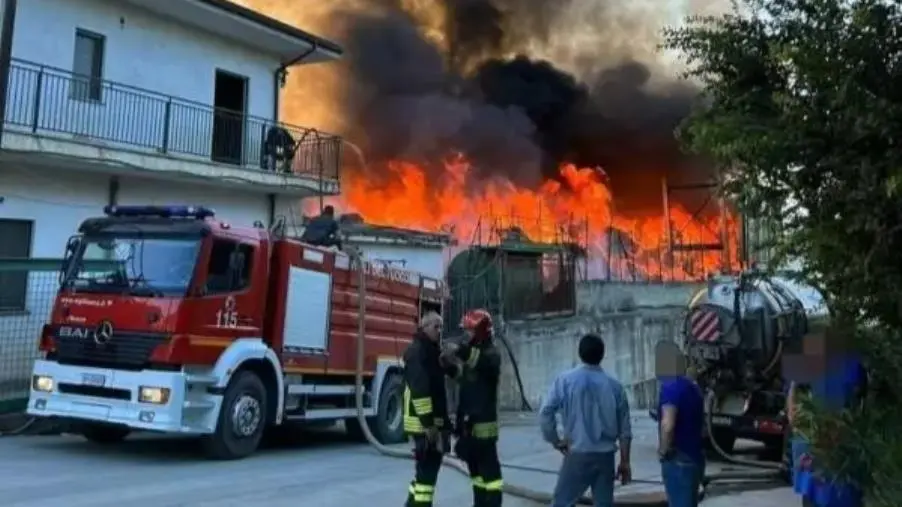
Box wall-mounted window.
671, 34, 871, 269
0, 219, 34, 312
71, 29, 105, 102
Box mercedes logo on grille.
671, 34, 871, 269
94, 320, 114, 345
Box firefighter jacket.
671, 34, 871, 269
402, 331, 452, 435
454, 339, 502, 440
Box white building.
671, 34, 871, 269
337, 214, 452, 280
0, 0, 343, 313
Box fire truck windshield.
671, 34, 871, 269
63, 236, 201, 296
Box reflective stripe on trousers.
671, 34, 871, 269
461, 437, 503, 507
473, 476, 504, 491
408, 482, 434, 504
471, 421, 498, 439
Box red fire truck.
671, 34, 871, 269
27, 205, 443, 459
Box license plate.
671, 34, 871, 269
710, 415, 732, 426
81, 373, 106, 387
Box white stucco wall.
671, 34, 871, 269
354, 243, 447, 280
116, 176, 271, 227
0, 166, 110, 401
0, 166, 109, 258
10, 0, 281, 162
13, 0, 278, 117
0, 167, 288, 257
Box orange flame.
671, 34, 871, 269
321, 155, 739, 281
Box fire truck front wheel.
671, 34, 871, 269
202, 370, 267, 460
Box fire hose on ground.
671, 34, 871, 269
702, 393, 787, 482
346, 247, 787, 505
0, 414, 36, 436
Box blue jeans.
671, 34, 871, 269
661, 451, 704, 507
551, 451, 616, 507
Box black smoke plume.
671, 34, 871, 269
335, 0, 707, 207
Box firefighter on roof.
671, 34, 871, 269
453, 308, 504, 507
402, 311, 455, 507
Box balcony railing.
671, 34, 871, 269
3, 59, 342, 185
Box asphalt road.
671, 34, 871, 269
0, 426, 544, 507
0, 414, 793, 507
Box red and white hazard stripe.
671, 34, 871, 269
690, 309, 721, 343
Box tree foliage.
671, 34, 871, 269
663, 0, 902, 504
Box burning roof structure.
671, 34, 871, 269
236, 0, 737, 281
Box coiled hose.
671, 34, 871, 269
347, 248, 667, 506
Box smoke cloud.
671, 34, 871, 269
333, 0, 708, 201
235, 0, 717, 208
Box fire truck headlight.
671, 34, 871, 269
32, 375, 54, 392
138, 386, 171, 405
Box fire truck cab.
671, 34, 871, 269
27, 205, 443, 459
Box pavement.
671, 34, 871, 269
0, 410, 795, 506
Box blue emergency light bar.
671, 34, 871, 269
103, 205, 216, 219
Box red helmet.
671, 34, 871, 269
460, 309, 493, 342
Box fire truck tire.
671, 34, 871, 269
202, 370, 267, 460
80, 424, 131, 444
370, 373, 406, 444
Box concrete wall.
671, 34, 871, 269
500, 281, 704, 411
576, 281, 702, 314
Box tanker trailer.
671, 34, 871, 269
653, 270, 828, 459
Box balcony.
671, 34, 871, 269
1, 59, 342, 196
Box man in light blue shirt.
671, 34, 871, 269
539, 333, 633, 507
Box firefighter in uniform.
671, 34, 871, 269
452, 309, 504, 507
403, 311, 454, 507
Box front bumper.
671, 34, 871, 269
27, 360, 221, 434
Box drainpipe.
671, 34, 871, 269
0, 0, 19, 144
268, 40, 318, 228
272, 40, 318, 123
